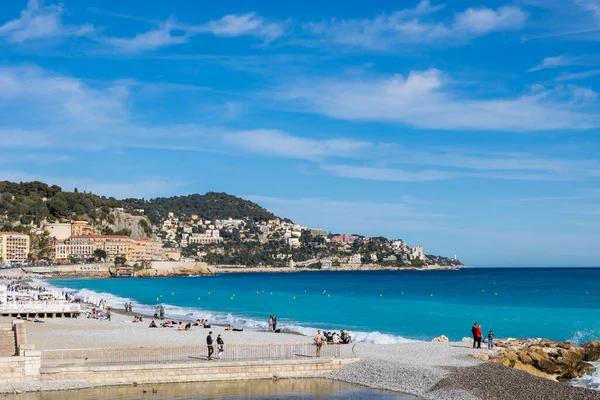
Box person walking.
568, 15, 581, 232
314, 330, 323, 357
272, 315, 277, 332
474, 324, 483, 349
128, 302, 133, 314
268, 315, 273, 331
471, 322, 478, 349
106, 308, 111, 321
487, 330, 494, 350
206, 331, 214, 360
216, 334, 224, 359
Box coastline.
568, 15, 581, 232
4, 308, 599, 400
3, 262, 467, 280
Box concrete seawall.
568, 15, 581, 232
1, 355, 357, 392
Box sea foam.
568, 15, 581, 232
38, 279, 415, 345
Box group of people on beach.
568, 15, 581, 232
471, 322, 494, 349
313, 329, 352, 356
124, 302, 133, 313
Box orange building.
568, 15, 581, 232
128, 239, 164, 262
71, 221, 94, 236
0, 232, 30, 264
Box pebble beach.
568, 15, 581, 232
3, 309, 599, 399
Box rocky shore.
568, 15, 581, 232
327, 342, 600, 400
485, 338, 600, 381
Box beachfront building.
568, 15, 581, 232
69, 236, 95, 260
52, 243, 71, 263
0, 232, 30, 264
128, 239, 164, 262
41, 221, 72, 241
94, 236, 130, 261
69, 235, 130, 261
71, 220, 94, 236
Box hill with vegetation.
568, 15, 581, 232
0, 181, 463, 268
0, 181, 121, 232
122, 192, 279, 225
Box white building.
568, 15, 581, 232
41, 221, 72, 242
348, 254, 362, 265
409, 246, 426, 261
188, 230, 223, 245
53, 243, 71, 261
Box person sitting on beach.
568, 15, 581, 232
332, 332, 340, 344
340, 330, 349, 344
195, 319, 202, 327
178, 322, 185, 330
203, 320, 211, 328
133, 316, 139, 323
227, 324, 233, 331
185, 322, 192, 331
487, 330, 494, 349
149, 320, 157, 328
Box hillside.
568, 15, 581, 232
0, 181, 463, 268
0, 181, 122, 230
122, 192, 279, 225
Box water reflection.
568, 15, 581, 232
6, 379, 418, 400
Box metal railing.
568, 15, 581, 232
40, 342, 343, 368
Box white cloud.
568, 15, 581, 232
0, 65, 214, 151
194, 13, 285, 42
0, 0, 95, 43
557, 69, 600, 81
453, 6, 527, 34
105, 16, 189, 53
104, 12, 285, 53
222, 129, 370, 160
529, 54, 577, 72
279, 68, 599, 131
323, 165, 458, 182
574, 0, 600, 21
303, 2, 527, 50
321, 164, 598, 182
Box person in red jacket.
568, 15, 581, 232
474, 324, 483, 349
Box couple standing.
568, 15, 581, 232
206, 332, 225, 360
471, 322, 494, 349
268, 315, 277, 332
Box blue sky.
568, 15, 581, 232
1, 0, 599, 267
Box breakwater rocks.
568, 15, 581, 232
487, 338, 600, 381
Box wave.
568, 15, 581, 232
37, 279, 416, 345
572, 363, 600, 391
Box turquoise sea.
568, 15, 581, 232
45, 268, 600, 344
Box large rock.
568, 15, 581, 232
486, 338, 600, 381
513, 361, 557, 381
431, 335, 449, 343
